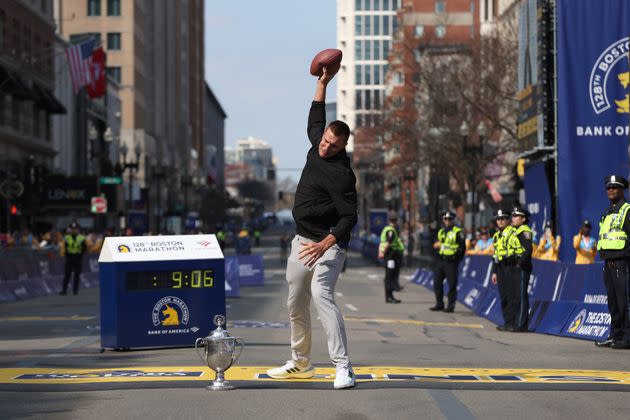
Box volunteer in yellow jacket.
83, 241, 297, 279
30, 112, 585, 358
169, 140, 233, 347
378, 212, 405, 303
490, 209, 515, 331
431, 211, 465, 312
573, 220, 597, 264
595, 175, 630, 349
536, 221, 561, 261
505, 206, 533, 332
60, 221, 87, 295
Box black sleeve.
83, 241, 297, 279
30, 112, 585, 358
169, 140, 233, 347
455, 231, 466, 260
307, 101, 326, 146
386, 230, 395, 244
518, 232, 533, 262
328, 172, 358, 243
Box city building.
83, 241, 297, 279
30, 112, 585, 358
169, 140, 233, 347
56, 0, 205, 233
0, 0, 67, 234
204, 83, 227, 190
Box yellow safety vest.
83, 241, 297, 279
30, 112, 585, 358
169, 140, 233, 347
65, 234, 85, 255
379, 225, 405, 253
507, 224, 532, 255
493, 225, 515, 262
598, 202, 630, 251
438, 226, 462, 256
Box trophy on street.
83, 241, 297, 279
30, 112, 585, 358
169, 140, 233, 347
195, 314, 244, 390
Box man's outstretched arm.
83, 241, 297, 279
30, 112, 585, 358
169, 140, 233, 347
308, 67, 335, 145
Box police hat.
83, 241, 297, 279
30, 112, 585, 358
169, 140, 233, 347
494, 209, 510, 219
582, 220, 592, 228
605, 175, 628, 189
441, 211, 456, 220
69, 221, 79, 229
511, 206, 529, 218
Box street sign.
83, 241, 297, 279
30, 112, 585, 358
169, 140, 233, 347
91, 196, 108, 214
0, 180, 24, 199
99, 176, 122, 185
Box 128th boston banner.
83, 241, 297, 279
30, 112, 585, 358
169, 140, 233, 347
556, 0, 630, 261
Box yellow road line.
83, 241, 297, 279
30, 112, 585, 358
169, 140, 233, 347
344, 316, 484, 329
2, 366, 630, 385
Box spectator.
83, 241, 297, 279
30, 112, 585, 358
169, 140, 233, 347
471, 227, 493, 255
573, 220, 597, 264
536, 221, 561, 261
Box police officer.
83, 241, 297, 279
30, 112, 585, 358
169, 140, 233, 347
378, 212, 405, 303
431, 211, 465, 312
490, 209, 515, 331
60, 222, 87, 295
504, 206, 533, 332
596, 175, 630, 349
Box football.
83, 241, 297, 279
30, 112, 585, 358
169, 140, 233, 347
309, 49, 343, 77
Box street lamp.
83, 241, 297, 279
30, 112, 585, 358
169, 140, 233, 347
120, 142, 142, 229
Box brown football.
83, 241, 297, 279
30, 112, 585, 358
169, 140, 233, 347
309, 49, 343, 77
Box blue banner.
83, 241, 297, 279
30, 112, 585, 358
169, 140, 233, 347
556, 0, 630, 261
369, 209, 388, 236
524, 162, 552, 243
236, 255, 265, 286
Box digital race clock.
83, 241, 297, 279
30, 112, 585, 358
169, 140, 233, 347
126, 269, 214, 290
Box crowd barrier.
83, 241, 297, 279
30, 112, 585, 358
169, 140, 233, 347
0, 252, 266, 302
411, 255, 610, 342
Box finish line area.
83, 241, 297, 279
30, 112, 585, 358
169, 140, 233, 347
3, 366, 630, 391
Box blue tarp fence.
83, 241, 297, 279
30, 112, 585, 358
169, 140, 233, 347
0, 252, 267, 301
411, 255, 610, 341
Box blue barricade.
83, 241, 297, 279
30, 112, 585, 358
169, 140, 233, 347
410, 255, 611, 342
235, 255, 265, 286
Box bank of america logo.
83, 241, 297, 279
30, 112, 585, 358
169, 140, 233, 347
197, 240, 212, 248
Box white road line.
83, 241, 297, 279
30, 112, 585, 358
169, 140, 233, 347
345, 304, 358, 312
336, 292, 344, 297
368, 274, 380, 280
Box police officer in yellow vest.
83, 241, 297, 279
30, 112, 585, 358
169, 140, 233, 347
504, 206, 534, 332
379, 212, 405, 303
60, 221, 87, 295
596, 175, 630, 349
431, 211, 465, 312
490, 209, 516, 331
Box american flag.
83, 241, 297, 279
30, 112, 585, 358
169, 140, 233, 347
65, 39, 95, 94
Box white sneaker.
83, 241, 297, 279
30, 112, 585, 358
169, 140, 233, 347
266, 360, 314, 379
333, 367, 356, 389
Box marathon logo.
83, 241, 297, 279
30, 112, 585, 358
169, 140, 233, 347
15, 370, 203, 380
127, 241, 185, 253
566, 309, 611, 338
589, 37, 630, 115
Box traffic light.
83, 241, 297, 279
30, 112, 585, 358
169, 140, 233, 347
10, 204, 18, 216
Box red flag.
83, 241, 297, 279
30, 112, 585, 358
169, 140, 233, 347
87, 47, 106, 98
484, 179, 503, 203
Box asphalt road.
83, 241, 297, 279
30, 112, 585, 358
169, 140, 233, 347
1, 226, 630, 420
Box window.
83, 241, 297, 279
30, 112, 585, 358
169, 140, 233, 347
392, 16, 398, 35
106, 66, 121, 83
383, 15, 389, 35
393, 71, 404, 86
414, 24, 424, 38
374, 90, 381, 108
436, 1, 446, 14
364, 40, 371, 60
355, 65, 362, 85
365, 90, 372, 110
355, 40, 362, 60
88, 0, 101, 16
373, 15, 379, 35
107, 32, 121, 50
355, 0, 362, 11
365, 65, 371, 85
374, 66, 381, 84
435, 24, 446, 38
355, 90, 363, 109
383, 0, 390, 10
364, 15, 371, 35
107, 0, 120, 16
374, 40, 380, 60
70, 32, 101, 45
374, 0, 380, 10
355, 16, 362, 35
383, 40, 390, 59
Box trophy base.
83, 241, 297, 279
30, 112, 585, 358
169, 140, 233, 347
206, 381, 234, 391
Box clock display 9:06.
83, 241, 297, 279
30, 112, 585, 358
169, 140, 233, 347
125, 269, 214, 290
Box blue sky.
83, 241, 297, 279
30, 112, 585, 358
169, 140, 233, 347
204, 0, 337, 182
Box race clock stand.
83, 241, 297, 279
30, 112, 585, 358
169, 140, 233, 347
98, 235, 225, 350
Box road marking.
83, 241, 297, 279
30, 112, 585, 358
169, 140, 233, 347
427, 389, 477, 420
3, 366, 630, 386
0, 315, 96, 322
345, 304, 358, 312
368, 274, 380, 280
344, 316, 484, 329
335, 292, 344, 297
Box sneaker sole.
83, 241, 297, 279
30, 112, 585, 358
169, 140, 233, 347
334, 381, 356, 389
266, 369, 314, 379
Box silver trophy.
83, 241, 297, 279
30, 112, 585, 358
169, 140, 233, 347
195, 314, 244, 390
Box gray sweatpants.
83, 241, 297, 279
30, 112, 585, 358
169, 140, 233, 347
286, 234, 351, 369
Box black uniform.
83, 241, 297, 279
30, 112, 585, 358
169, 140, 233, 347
504, 225, 533, 331
599, 200, 630, 346
433, 226, 465, 310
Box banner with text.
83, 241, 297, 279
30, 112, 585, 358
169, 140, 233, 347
556, 0, 630, 261
524, 162, 552, 242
